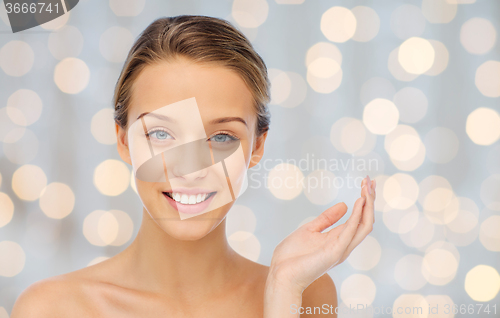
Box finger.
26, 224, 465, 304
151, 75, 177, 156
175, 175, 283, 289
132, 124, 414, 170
326, 196, 367, 266
368, 176, 376, 199
367, 175, 372, 195
324, 197, 365, 265
339, 221, 373, 264
362, 177, 370, 199
305, 201, 348, 233
362, 176, 376, 206
339, 195, 375, 262
371, 179, 376, 200
335, 179, 375, 264
321, 222, 346, 235
330, 196, 365, 248
362, 183, 375, 226
371, 178, 376, 221
360, 177, 367, 198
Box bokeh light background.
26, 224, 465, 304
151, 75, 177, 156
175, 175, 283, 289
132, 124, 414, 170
1, 0, 500, 316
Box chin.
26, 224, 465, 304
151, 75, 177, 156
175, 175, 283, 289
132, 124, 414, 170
157, 216, 224, 241
145, 202, 232, 241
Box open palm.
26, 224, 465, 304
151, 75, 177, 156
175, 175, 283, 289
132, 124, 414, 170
269, 176, 376, 293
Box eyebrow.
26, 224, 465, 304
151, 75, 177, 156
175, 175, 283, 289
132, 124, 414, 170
209, 117, 247, 127
136, 112, 174, 122
136, 113, 247, 127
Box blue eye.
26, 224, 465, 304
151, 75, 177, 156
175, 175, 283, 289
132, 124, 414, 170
210, 133, 238, 143
148, 129, 172, 141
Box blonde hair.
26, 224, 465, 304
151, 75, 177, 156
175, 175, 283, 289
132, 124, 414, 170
113, 15, 271, 137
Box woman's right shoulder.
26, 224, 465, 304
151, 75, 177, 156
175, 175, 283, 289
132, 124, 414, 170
10, 273, 95, 318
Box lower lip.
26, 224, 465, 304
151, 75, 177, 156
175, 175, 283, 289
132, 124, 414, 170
163, 192, 216, 215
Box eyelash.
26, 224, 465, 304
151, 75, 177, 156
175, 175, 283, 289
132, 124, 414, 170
146, 128, 172, 140
145, 129, 239, 142
208, 131, 239, 142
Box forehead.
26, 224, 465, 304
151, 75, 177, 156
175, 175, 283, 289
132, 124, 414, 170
128, 57, 255, 126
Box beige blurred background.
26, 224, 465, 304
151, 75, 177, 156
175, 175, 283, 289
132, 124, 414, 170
0, 0, 499, 317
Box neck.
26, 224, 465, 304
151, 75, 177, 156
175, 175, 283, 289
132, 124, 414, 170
119, 208, 239, 299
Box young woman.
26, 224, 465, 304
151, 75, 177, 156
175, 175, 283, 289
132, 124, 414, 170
11, 15, 376, 318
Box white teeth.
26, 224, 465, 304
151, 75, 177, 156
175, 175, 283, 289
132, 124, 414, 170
170, 192, 213, 205
180, 194, 189, 204
188, 195, 196, 204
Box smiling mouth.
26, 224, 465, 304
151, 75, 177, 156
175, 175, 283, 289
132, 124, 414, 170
163, 191, 217, 205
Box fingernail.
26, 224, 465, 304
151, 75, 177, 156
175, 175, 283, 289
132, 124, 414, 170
367, 175, 371, 194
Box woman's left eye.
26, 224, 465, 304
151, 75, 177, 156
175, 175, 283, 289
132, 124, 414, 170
210, 133, 238, 143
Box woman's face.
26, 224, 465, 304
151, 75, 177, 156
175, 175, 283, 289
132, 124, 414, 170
116, 56, 266, 240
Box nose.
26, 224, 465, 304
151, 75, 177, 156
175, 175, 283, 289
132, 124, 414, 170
166, 138, 213, 179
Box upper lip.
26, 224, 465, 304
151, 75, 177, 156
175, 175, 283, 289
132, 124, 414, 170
163, 188, 216, 195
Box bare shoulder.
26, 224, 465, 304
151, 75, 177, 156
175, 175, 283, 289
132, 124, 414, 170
301, 274, 338, 317
10, 274, 87, 318
10, 264, 110, 318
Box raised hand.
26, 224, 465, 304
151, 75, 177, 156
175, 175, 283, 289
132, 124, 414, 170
264, 175, 376, 316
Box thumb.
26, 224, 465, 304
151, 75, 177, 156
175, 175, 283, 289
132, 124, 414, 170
305, 202, 348, 233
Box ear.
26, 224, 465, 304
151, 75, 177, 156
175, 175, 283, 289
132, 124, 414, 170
116, 123, 132, 165
249, 131, 267, 169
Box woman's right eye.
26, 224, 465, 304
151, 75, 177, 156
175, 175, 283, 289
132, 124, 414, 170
148, 130, 173, 141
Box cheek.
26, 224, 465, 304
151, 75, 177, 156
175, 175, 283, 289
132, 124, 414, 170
135, 179, 162, 204
208, 163, 228, 184
223, 142, 249, 198
239, 139, 253, 165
